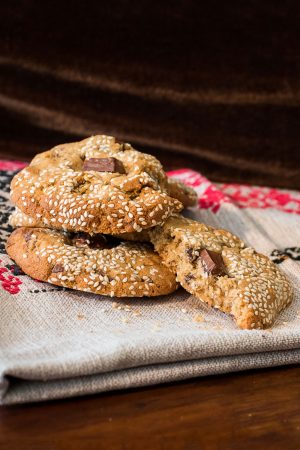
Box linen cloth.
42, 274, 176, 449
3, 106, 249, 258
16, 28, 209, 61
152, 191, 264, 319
0, 161, 300, 405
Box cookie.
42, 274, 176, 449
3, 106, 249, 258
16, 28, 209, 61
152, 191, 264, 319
6, 227, 178, 297
9, 208, 152, 243
9, 209, 153, 248
10, 135, 183, 235
9, 208, 38, 227
167, 178, 198, 207
150, 215, 293, 329
10, 174, 197, 237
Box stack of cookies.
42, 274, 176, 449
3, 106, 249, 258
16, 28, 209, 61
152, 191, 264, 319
6, 135, 293, 329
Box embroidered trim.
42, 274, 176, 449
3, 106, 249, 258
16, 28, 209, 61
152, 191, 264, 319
270, 247, 300, 264
168, 169, 300, 214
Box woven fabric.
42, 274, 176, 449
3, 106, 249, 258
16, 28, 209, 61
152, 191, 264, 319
1, 162, 300, 404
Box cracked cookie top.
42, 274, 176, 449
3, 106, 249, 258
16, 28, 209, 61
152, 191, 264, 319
10, 135, 183, 234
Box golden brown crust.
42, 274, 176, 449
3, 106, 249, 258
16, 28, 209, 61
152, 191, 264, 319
150, 215, 293, 329
6, 227, 178, 297
11, 136, 183, 235
9, 209, 152, 242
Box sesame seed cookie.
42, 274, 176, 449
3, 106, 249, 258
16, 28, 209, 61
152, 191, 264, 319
167, 178, 198, 207
9, 206, 153, 243
10, 135, 183, 235
9, 172, 197, 232
9, 208, 152, 242
149, 215, 293, 329
6, 227, 178, 297
9, 207, 37, 227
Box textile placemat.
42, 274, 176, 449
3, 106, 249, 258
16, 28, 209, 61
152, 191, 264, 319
1, 161, 300, 405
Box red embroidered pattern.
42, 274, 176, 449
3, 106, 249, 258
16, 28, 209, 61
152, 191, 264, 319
168, 169, 300, 215
218, 183, 300, 214
0, 160, 27, 171
168, 169, 230, 213
0, 262, 22, 294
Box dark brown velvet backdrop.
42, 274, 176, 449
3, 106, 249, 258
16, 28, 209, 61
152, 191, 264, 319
1, 1, 300, 188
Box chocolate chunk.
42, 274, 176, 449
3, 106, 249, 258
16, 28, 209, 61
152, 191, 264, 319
82, 157, 125, 174
90, 235, 110, 249
71, 232, 113, 250
199, 249, 226, 276
52, 264, 64, 273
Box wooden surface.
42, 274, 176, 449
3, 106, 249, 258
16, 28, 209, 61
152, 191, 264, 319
1, 147, 300, 450
1, 366, 300, 450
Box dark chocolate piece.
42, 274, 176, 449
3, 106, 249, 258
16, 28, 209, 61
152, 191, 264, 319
52, 264, 64, 273
199, 249, 226, 276
71, 232, 113, 250
90, 235, 109, 249
82, 157, 125, 174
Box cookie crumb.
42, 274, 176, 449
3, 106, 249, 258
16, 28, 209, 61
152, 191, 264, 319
194, 314, 204, 323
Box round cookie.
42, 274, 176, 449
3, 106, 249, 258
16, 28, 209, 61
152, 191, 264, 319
6, 227, 178, 297
150, 215, 293, 329
11, 135, 183, 235
167, 178, 198, 208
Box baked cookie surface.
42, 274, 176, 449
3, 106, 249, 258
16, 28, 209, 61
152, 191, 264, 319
166, 178, 198, 208
6, 227, 178, 297
150, 215, 293, 329
11, 136, 183, 234
9, 207, 37, 227
9, 172, 197, 235
9, 208, 152, 242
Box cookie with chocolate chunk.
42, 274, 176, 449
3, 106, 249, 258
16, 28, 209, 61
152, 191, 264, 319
149, 215, 293, 329
9, 173, 198, 234
6, 227, 178, 297
10, 135, 183, 235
